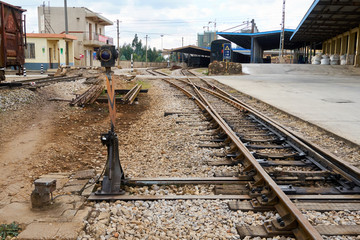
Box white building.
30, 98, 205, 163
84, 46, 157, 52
38, 5, 113, 67
24, 33, 76, 70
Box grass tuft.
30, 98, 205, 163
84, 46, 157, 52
0, 222, 21, 240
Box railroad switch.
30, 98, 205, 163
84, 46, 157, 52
92, 45, 127, 197
95, 130, 125, 195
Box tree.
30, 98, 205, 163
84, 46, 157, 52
119, 43, 133, 60
131, 34, 143, 56
118, 34, 165, 62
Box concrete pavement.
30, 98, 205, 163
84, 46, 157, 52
211, 64, 360, 145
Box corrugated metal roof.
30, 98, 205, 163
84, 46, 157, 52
218, 29, 300, 50
291, 0, 360, 42
168, 45, 210, 56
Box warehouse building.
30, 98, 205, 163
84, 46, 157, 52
290, 0, 360, 66
217, 0, 359, 66
217, 29, 300, 63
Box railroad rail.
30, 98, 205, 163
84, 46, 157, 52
162, 69, 360, 238
180, 68, 196, 76
146, 68, 168, 76
0, 74, 84, 90
122, 83, 142, 104
89, 68, 360, 238
0, 74, 82, 89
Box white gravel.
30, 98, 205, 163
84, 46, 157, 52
303, 210, 360, 226
118, 80, 241, 178
79, 200, 279, 240
0, 79, 88, 111
0, 89, 38, 111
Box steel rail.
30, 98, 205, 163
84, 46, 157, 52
193, 76, 360, 186
123, 84, 142, 104
147, 68, 168, 76
0, 74, 83, 89
164, 78, 323, 239
176, 71, 360, 186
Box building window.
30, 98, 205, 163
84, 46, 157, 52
25, 43, 35, 59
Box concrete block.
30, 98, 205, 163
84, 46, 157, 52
62, 185, 85, 194
72, 169, 96, 179
64, 179, 89, 187
18, 222, 83, 240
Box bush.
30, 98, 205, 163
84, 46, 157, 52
0, 222, 21, 239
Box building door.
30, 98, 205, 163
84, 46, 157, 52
49, 48, 53, 69
90, 50, 93, 66
84, 50, 87, 66
89, 23, 92, 40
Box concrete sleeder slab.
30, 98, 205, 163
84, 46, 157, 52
212, 64, 360, 145
18, 222, 84, 240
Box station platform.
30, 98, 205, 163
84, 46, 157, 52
211, 64, 360, 145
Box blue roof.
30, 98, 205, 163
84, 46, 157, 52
217, 29, 295, 37
218, 29, 300, 50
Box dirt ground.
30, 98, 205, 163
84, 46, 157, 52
0, 71, 147, 216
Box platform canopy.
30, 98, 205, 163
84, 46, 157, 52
217, 29, 301, 50
291, 0, 360, 42
167, 45, 210, 56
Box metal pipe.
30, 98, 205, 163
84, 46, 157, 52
64, 0, 68, 34
64, 0, 69, 65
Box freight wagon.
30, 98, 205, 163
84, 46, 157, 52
0, 1, 26, 80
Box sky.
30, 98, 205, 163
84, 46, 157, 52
10, 0, 315, 50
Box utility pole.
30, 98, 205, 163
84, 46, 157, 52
251, 19, 255, 33
214, 20, 216, 41
160, 34, 164, 50
117, 19, 120, 66
64, 0, 69, 66
145, 35, 148, 65
182, 37, 184, 47
280, 0, 286, 60
209, 20, 217, 41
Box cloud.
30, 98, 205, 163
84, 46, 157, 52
11, 0, 315, 50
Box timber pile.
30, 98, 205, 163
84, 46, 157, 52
208, 61, 242, 75
70, 84, 104, 107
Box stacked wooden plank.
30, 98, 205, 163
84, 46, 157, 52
70, 84, 104, 107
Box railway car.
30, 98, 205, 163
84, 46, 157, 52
210, 39, 231, 63
0, 1, 26, 81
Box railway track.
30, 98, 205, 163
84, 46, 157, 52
88, 68, 360, 239
0, 74, 84, 90
145, 68, 169, 76
164, 69, 360, 238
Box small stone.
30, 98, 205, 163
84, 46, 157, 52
151, 185, 160, 191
